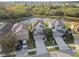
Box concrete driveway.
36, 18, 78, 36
53, 31, 75, 56
34, 35, 50, 57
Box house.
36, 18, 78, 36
11, 23, 29, 40
32, 20, 45, 35
54, 20, 65, 31
70, 22, 79, 33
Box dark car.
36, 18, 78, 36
16, 40, 23, 50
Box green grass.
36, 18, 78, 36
27, 31, 36, 49
28, 51, 36, 55
47, 47, 59, 52
27, 39, 36, 49
34, 15, 61, 19
64, 16, 79, 22
3, 54, 16, 57
69, 46, 76, 50
14, 16, 34, 22
0, 16, 34, 22
34, 15, 79, 21
64, 23, 70, 31
74, 52, 79, 57
44, 28, 57, 46
0, 15, 79, 22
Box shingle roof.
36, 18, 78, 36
33, 20, 45, 27
11, 23, 25, 32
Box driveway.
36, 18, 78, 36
33, 35, 50, 57
16, 49, 28, 57
53, 31, 75, 56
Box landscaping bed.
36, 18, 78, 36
44, 28, 57, 46
27, 31, 36, 49
63, 23, 74, 44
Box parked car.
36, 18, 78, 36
22, 40, 27, 49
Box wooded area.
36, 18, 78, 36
0, 2, 79, 21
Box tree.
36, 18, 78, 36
32, 7, 42, 15
0, 10, 8, 19
0, 32, 17, 56
6, 4, 26, 18
54, 10, 64, 16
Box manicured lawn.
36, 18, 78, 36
34, 15, 79, 21
0, 16, 34, 22
15, 16, 34, 22
47, 47, 59, 52
3, 54, 16, 57
28, 51, 36, 55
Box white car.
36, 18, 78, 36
22, 40, 27, 49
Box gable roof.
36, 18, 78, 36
33, 20, 45, 27
11, 23, 26, 32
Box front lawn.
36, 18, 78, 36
28, 51, 36, 55
47, 47, 59, 52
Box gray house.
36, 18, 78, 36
33, 20, 45, 35
54, 20, 65, 31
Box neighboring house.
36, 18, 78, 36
54, 20, 65, 31
11, 23, 29, 40
70, 22, 79, 33
77, 25, 79, 32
